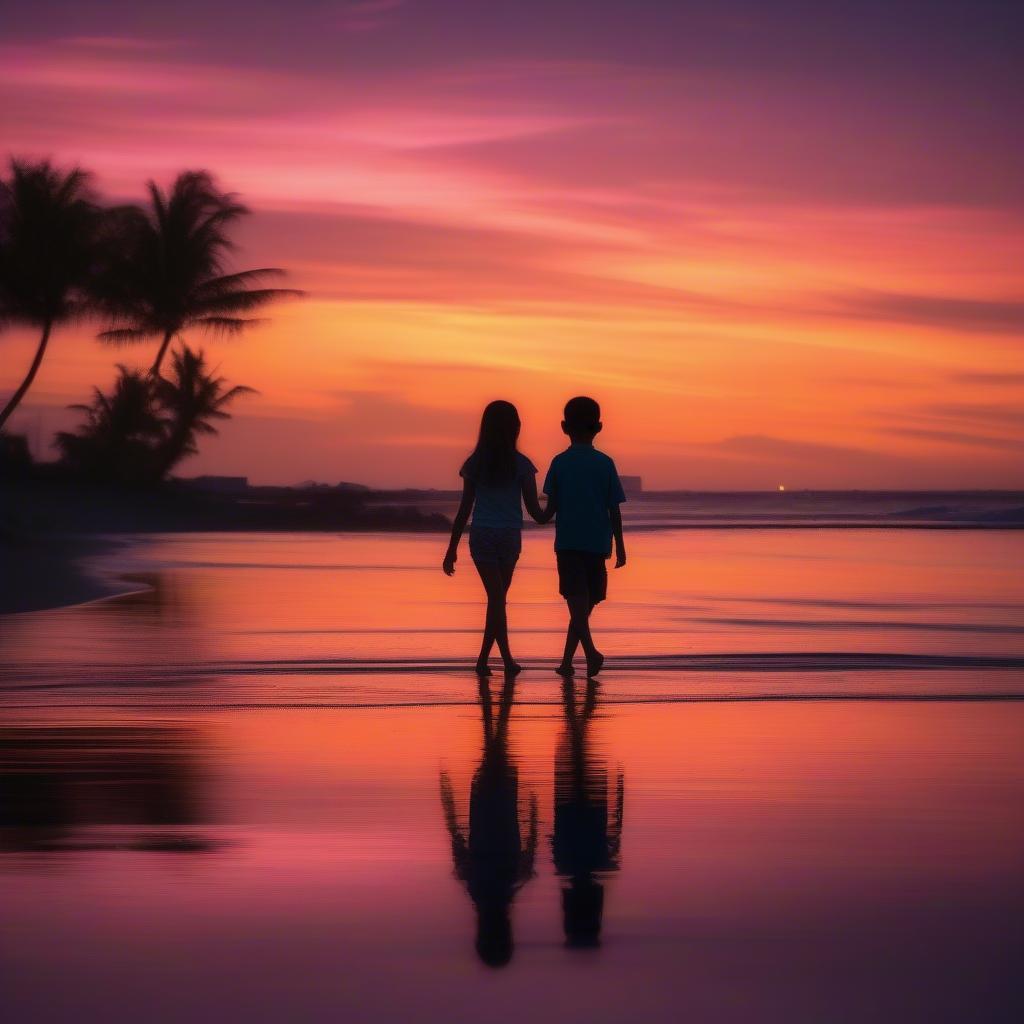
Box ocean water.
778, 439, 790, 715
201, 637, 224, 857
1, 527, 1022, 1022
406, 488, 1024, 529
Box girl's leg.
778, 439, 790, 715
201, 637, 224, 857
498, 560, 522, 674
476, 617, 495, 674
475, 561, 517, 672
471, 548, 496, 672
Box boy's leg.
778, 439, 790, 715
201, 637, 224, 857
556, 552, 601, 674
580, 554, 607, 676
558, 625, 578, 673
558, 600, 596, 672
566, 593, 599, 667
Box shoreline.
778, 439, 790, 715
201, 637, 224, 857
3, 520, 1023, 618
0, 534, 142, 616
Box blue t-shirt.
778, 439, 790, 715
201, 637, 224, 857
461, 451, 537, 529
543, 445, 626, 554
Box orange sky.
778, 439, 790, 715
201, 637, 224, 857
2, 4, 1023, 487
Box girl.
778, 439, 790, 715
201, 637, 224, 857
443, 400, 549, 675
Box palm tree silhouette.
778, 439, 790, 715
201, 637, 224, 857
0, 159, 101, 431
55, 366, 163, 483
56, 346, 254, 482
152, 345, 255, 477
94, 170, 300, 375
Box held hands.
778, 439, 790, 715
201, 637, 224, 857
443, 549, 457, 576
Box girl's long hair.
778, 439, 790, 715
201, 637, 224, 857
469, 400, 521, 484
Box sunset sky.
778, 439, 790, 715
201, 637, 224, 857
2, 0, 1022, 488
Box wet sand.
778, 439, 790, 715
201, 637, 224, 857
2, 529, 1022, 1021
0, 534, 137, 615
1, 695, 1021, 1023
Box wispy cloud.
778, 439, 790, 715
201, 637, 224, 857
948, 371, 1024, 386
715, 434, 879, 461
61, 36, 183, 52
885, 427, 1024, 452
922, 403, 1024, 428
829, 289, 1024, 335
333, 0, 407, 34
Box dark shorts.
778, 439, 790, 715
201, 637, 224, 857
469, 526, 522, 567
556, 549, 608, 604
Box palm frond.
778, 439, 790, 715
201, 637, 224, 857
192, 287, 302, 316
193, 268, 287, 296
219, 384, 258, 401
85, 170, 301, 366
97, 327, 155, 346
191, 316, 264, 335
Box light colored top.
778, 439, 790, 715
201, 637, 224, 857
461, 451, 538, 529
543, 444, 626, 554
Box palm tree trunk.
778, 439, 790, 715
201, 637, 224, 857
156, 417, 196, 480
151, 330, 175, 376
0, 321, 53, 432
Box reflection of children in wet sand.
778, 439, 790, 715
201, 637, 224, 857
440, 677, 538, 967
552, 677, 624, 948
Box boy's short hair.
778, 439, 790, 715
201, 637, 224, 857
563, 396, 601, 433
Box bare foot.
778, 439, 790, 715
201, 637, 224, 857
475, 660, 492, 676
554, 662, 575, 677
503, 661, 523, 677
585, 651, 604, 677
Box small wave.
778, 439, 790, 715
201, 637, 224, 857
4, 651, 1024, 690
2, 692, 1023, 713
701, 595, 1024, 612
206, 651, 1024, 672
692, 617, 1024, 634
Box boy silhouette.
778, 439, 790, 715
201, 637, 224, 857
542, 397, 627, 677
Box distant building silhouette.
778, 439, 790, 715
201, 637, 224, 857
181, 474, 249, 493
619, 475, 643, 496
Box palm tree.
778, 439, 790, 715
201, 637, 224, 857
152, 344, 255, 477
0, 159, 100, 431
94, 170, 300, 375
55, 366, 164, 483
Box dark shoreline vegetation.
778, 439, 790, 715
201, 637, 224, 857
1, 158, 299, 486
2, 477, 451, 535
1, 474, 449, 615
0, 158, 452, 561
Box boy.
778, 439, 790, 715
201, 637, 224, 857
542, 396, 627, 677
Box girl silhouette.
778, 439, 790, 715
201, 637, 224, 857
443, 400, 549, 675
